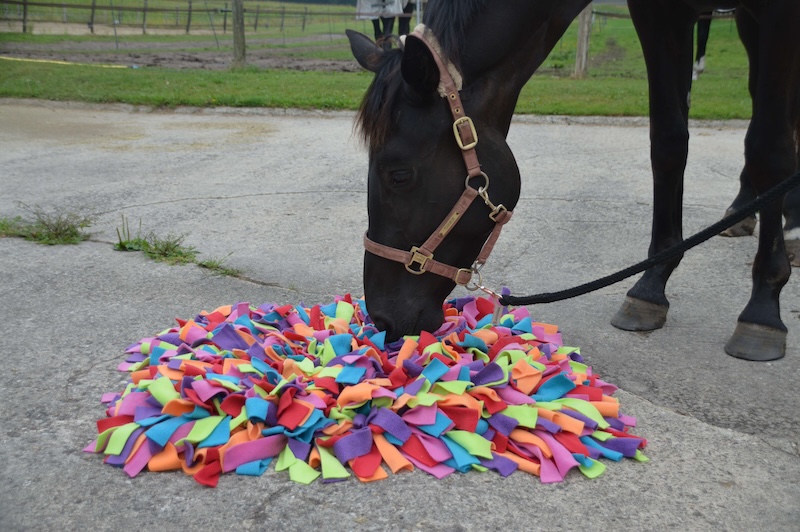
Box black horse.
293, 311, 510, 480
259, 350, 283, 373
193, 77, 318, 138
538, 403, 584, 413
693, 10, 718, 79
347, 0, 800, 361
693, 9, 800, 260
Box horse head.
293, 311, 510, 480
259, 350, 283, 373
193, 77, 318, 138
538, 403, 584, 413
347, 26, 522, 342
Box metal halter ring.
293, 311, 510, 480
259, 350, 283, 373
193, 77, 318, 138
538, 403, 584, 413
465, 171, 490, 192
465, 267, 483, 292
465, 267, 502, 298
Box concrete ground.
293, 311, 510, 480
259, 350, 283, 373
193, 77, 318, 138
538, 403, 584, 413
0, 99, 798, 531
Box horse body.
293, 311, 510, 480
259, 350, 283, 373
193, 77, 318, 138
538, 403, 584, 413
348, 0, 800, 361
616, 0, 799, 361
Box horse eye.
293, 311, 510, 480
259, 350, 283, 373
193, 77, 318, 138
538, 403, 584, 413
390, 169, 414, 188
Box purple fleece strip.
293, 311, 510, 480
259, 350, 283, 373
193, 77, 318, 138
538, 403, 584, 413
560, 409, 599, 430
288, 438, 312, 461
370, 408, 412, 443
472, 362, 504, 386
332, 426, 373, 463
479, 453, 518, 477
599, 437, 643, 458
105, 427, 146, 466
488, 412, 519, 436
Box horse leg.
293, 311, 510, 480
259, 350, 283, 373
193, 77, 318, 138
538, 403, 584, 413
724, 5, 798, 361
784, 117, 800, 266
787, 156, 800, 267
720, 9, 760, 237
613, 1, 695, 332
719, 171, 759, 236
693, 13, 711, 80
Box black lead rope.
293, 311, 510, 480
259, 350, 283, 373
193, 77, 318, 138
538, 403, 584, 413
500, 170, 800, 307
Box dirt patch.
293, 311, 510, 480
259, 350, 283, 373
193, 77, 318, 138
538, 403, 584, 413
588, 36, 625, 68
0, 22, 363, 71
1, 48, 363, 70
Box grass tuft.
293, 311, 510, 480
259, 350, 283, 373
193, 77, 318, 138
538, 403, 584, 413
0, 216, 26, 238
115, 215, 240, 273
116, 215, 196, 264
0, 203, 95, 244
197, 253, 243, 277
140, 232, 198, 264
114, 214, 146, 251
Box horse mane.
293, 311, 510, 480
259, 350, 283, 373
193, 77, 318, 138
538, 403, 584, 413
355, 0, 489, 150
424, 0, 489, 64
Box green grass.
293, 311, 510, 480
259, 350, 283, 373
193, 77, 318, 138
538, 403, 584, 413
0, 210, 242, 275
0, 9, 753, 118
0, 204, 95, 244
0, 60, 373, 108
114, 215, 241, 274
197, 253, 243, 276
139, 232, 198, 264
117, 229, 198, 264
0, 216, 27, 238
518, 13, 750, 118
0, 57, 751, 118
114, 215, 196, 263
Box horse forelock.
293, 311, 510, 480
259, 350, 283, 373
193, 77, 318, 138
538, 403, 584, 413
356, 49, 404, 151
356, 0, 489, 151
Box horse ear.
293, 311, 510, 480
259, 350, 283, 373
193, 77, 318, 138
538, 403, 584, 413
347, 29, 384, 72
401, 34, 440, 95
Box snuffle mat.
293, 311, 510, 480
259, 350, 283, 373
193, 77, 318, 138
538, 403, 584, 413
86, 294, 647, 487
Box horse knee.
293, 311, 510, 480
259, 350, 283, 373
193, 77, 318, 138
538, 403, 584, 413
650, 128, 689, 181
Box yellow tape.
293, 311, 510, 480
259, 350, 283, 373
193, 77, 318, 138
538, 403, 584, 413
0, 55, 130, 68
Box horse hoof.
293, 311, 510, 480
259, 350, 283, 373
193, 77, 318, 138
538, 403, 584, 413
786, 238, 800, 267
725, 322, 787, 361
611, 296, 668, 331
720, 211, 756, 237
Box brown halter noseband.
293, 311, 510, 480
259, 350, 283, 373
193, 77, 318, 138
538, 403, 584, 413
363, 27, 513, 291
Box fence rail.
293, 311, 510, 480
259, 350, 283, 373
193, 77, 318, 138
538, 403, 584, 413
1, 0, 366, 34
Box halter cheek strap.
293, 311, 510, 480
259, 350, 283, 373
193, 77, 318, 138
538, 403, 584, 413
363, 26, 513, 288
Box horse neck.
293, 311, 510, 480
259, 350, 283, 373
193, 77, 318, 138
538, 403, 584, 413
449, 0, 591, 135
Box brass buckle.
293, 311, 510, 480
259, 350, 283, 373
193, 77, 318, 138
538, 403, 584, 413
489, 203, 508, 222
454, 268, 473, 285
406, 246, 432, 275
453, 116, 478, 150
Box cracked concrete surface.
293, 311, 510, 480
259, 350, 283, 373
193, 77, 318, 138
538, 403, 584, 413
0, 99, 798, 531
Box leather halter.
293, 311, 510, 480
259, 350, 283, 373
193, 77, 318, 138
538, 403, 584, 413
363, 28, 513, 288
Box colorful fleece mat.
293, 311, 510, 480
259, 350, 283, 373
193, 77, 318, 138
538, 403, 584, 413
86, 294, 647, 486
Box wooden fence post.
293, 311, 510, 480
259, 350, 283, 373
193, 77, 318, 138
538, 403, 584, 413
223, 2, 228, 33
89, 0, 96, 33
574, 3, 592, 79
301, 6, 307, 31
254, 5, 259, 31
142, 0, 148, 34
232, 0, 245, 67
186, 0, 192, 34
22, 0, 28, 33
280, 6, 285, 31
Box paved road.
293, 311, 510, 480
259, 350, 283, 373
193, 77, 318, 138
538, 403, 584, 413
0, 100, 797, 531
